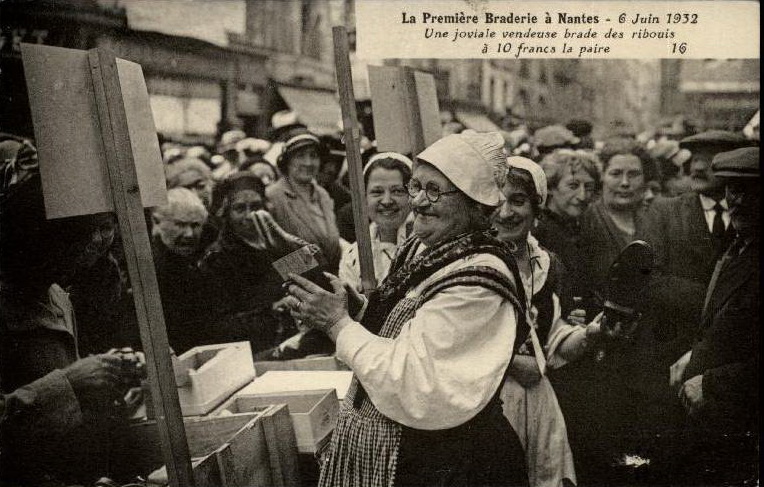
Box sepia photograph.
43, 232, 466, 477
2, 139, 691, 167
0, 1, 759, 486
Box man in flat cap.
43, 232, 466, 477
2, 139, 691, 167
637, 130, 753, 362
669, 146, 759, 484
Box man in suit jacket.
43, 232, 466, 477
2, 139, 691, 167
670, 147, 759, 484
638, 131, 752, 363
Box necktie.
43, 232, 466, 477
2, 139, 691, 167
711, 201, 725, 240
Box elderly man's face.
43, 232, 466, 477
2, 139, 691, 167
410, 163, 473, 247
689, 148, 724, 196
155, 206, 206, 257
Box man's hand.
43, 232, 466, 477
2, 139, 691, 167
679, 374, 704, 415
64, 354, 124, 410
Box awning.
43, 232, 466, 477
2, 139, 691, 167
278, 86, 342, 135
455, 111, 500, 132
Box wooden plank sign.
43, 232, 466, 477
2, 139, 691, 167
413, 70, 442, 149
21, 44, 166, 219
21, 43, 192, 487
368, 65, 441, 155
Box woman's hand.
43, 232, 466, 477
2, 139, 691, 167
509, 355, 542, 388
287, 272, 351, 337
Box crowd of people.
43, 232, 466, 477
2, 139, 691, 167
0, 108, 759, 486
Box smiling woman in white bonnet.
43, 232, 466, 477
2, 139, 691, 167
285, 130, 531, 487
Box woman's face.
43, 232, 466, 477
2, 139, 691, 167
366, 167, 411, 234
602, 154, 645, 211
548, 166, 596, 219
493, 181, 536, 245
410, 163, 473, 246
76, 217, 117, 266
228, 189, 265, 240
286, 145, 320, 184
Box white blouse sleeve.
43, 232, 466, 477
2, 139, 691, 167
335, 282, 518, 430
545, 293, 582, 370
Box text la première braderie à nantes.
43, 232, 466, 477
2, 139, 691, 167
401, 10, 683, 28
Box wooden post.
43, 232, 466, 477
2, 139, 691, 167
401, 66, 427, 155
332, 26, 376, 293
87, 48, 194, 487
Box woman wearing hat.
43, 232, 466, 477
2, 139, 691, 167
493, 157, 611, 487
265, 130, 342, 273
200, 172, 320, 354
338, 152, 414, 292
286, 131, 530, 487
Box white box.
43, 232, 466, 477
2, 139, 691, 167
173, 341, 256, 416
238, 370, 353, 401
217, 390, 339, 453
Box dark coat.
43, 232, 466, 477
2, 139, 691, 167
639, 191, 734, 285
534, 209, 586, 302
637, 191, 737, 365
151, 238, 211, 354
673, 237, 760, 484
198, 229, 293, 353
683, 237, 759, 433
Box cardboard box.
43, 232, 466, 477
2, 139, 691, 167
253, 355, 349, 375
171, 341, 255, 416
238, 370, 354, 401
217, 390, 339, 453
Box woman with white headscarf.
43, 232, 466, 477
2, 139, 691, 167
493, 157, 608, 487
286, 131, 530, 486
338, 151, 414, 291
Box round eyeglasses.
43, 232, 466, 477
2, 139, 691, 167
407, 179, 460, 203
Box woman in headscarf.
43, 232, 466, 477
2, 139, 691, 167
200, 172, 292, 352
200, 171, 333, 357
338, 151, 414, 291
285, 131, 530, 487
493, 157, 609, 487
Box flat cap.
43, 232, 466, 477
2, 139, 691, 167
679, 130, 749, 151
711, 147, 759, 178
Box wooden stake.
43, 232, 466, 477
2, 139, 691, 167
401, 66, 427, 155
87, 48, 194, 487
332, 26, 376, 293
